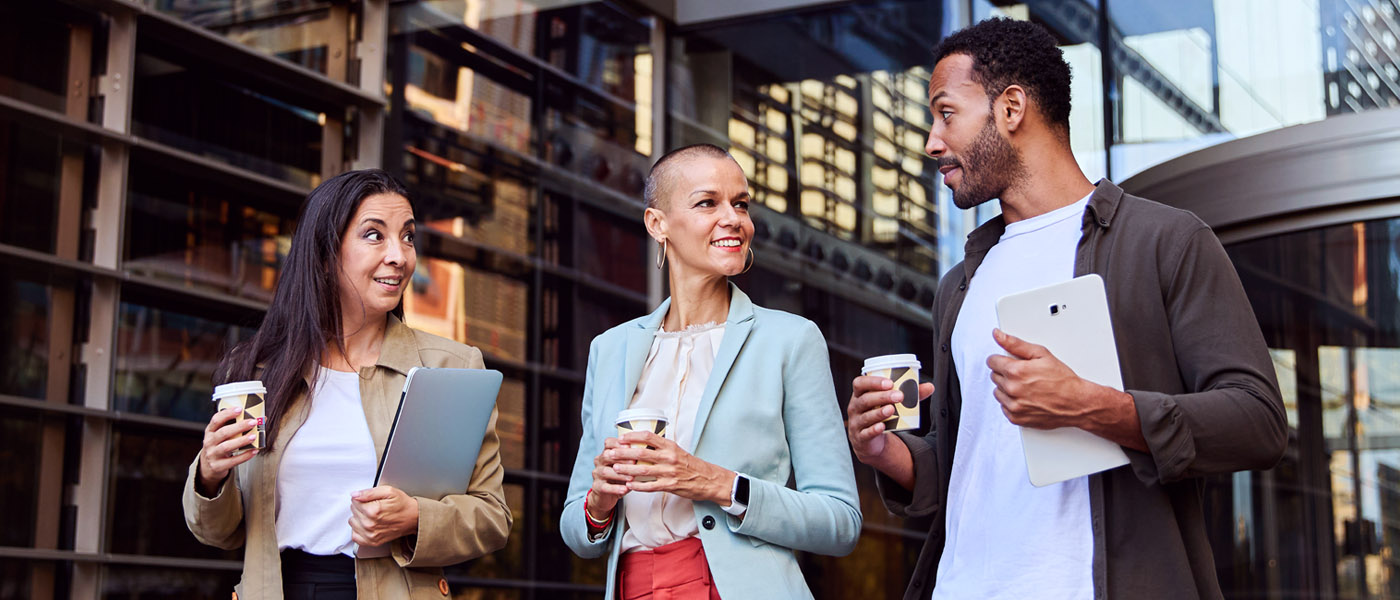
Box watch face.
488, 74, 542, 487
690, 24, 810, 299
736, 476, 750, 504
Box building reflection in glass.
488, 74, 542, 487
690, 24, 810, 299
1226, 216, 1400, 598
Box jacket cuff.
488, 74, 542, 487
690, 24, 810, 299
1128, 389, 1197, 484
182, 455, 243, 539
393, 497, 441, 566
726, 476, 776, 537
874, 432, 940, 518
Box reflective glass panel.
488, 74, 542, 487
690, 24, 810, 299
0, 2, 75, 114
102, 565, 240, 600
1104, 0, 1375, 177
107, 423, 242, 561
113, 302, 255, 422
141, 1, 344, 77
132, 40, 325, 188
124, 160, 296, 303
0, 275, 51, 400
0, 120, 74, 256
0, 405, 44, 548
1227, 216, 1400, 598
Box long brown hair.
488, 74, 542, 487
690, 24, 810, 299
214, 169, 412, 451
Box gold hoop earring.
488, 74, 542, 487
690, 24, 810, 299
656, 239, 667, 270
740, 246, 755, 275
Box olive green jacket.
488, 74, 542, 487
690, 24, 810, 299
182, 315, 512, 600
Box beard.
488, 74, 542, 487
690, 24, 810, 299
942, 116, 1026, 210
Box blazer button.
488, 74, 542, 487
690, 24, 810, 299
702, 515, 716, 530
940, 408, 948, 417
958, 281, 967, 291
940, 343, 949, 352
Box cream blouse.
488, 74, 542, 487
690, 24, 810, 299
620, 321, 726, 553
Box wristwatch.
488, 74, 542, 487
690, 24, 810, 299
722, 473, 750, 516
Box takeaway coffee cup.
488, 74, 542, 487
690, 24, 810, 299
212, 380, 268, 455
862, 354, 923, 432
615, 408, 669, 482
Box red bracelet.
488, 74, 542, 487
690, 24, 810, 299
585, 489, 615, 529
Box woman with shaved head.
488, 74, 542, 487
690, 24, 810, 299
561, 144, 861, 599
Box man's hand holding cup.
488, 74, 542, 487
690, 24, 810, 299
847, 354, 933, 468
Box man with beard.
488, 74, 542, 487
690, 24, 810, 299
844, 18, 1287, 600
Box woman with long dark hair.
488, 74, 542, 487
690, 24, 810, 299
182, 169, 511, 600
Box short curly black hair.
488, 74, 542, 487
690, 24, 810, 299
932, 17, 1072, 136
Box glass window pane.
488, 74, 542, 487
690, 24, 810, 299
102, 565, 240, 600
125, 160, 296, 303
132, 41, 327, 188
1106, 0, 1350, 177
1225, 216, 1400, 598
574, 205, 646, 293
113, 302, 254, 422
107, 423, 241, 561
0, 405, 46, 548
533, 483, 605, 585
0, 2, 74, 113
140, 1, 344, 77
0, 121, 69, 256
0, 275, 51, 400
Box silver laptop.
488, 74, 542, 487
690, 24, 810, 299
996, 274, 1131, 487
374, 367, 503, 499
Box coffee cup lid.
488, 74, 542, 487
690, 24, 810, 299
862, 353, 921, 374
616, 407, 668, 424
213, 380, 267, 399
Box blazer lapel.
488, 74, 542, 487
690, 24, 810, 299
618, 298, 669, 417
690, 283, 755, 444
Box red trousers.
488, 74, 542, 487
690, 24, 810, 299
618, 537, 722, 600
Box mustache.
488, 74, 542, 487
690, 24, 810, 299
937, 157, 963, 170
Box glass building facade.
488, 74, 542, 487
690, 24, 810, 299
1, 0, 1399, 598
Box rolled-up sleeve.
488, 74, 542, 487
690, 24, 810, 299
1128, 226, 1288, 484
182, 456, 246, 550
873, 431, 942, 518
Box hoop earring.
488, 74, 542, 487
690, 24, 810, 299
656, 239, 667, 270
740, 246, 755, 275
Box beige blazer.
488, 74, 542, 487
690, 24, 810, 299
182, 315, 512, 600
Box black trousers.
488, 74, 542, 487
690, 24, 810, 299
281, 549, 356, 600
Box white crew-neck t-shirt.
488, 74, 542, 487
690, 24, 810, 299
276, 367, 378, 557
932, 194, 1094, 600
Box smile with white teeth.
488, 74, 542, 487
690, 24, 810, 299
710, 239, 742, 247
374, 277, 401, 286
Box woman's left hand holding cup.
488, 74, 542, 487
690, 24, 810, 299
612, 432, 736, 505
348, 485, 419, 546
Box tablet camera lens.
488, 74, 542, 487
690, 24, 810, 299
1049, 305, 1059, 316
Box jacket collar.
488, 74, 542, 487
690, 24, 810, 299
634, 281, 756, 332
621, 282, 757, 446
297, 313, 422, 386
961, 178, 1123, 281
374, 313, 423, 376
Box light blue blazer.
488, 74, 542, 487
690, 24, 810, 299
561, 284, 861, 599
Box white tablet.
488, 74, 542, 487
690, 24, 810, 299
995, 274, 1130, 487
374, 367, 503, 499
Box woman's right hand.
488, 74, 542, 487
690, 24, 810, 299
587, 437, 632, 521
196, 407, 259, 496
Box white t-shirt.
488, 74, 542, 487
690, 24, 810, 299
276, 367, 378, 557
932, 195, 1094, 600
